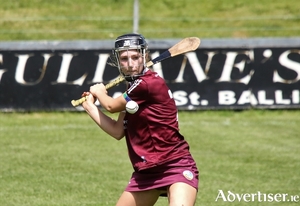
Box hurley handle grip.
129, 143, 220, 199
71, 75, 125, 107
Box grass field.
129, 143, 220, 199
1, 0, 300, 205
0, 0, 299, 40
0, 110, 299, 205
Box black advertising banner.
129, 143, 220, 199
0, 39, 299, 111
162, 47, 300, 110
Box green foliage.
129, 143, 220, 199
0, 110, 299, 205
0, 0, 299, 40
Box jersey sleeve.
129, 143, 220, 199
125, 78, 149, 105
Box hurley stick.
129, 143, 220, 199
71, 37, 201, 107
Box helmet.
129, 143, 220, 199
112, 33, 148, 81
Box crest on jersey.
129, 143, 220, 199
183, 170, 194, 180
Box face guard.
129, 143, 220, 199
112, 33, 148, 81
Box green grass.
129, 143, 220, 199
0, 0, 299, 40
1, 1, 299, 205
0, 110, 300, 205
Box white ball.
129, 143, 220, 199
126, 100, 139, 114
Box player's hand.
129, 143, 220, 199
81, 92, 96, 104
81, 91, 89, 98
90, 83, 107, 97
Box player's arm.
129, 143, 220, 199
82, 93, 125, 140
90, 83, 127, 113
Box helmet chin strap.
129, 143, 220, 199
124, 74, 143, 82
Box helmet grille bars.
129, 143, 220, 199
112, 33, 148, 82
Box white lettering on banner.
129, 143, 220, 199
237, 90, 251, 104
173, 91, 208, 107
173, 52, 207, 83
90, 53, 110, 83
0, 54, 7, 82
188, 52, 207, 82
15, 54, 31, 84
15, 54, 51, 85
275, 49, 300, 83
204, 51, 216, 74
292, 90, 299, 104
189, 91, 200, 105
1, 48, 300, 110
165, 50, 255, 84
275, 90, 290, 104
173, 56, 187, 83
55, 53, 72, 83
218, 90, 300, 106
152, 51, 207, 82
218, 91, 236, 105
54, 53, 87, 85
0, 69, 7, 82
217, 50, 254, 84
1, 49, 299, 86
258, 90, 274, 105
151, 51, 164, 78
171, 89, 300, 107
173, 91, 203, 106
173, 91, 189, 106
237, 90, 258, 105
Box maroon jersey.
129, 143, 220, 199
123, 70, 191, 171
